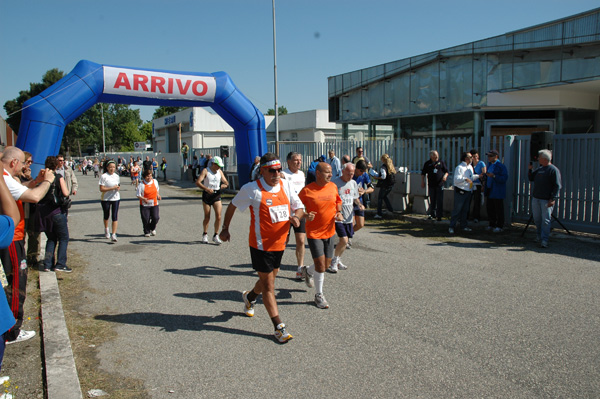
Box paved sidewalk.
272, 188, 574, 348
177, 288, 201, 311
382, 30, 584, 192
42, 174, 600, 398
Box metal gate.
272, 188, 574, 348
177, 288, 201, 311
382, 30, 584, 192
506, 133, 600, 234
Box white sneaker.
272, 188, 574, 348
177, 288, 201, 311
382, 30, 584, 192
111, 233, 118, 242
105, 229, 110, 239
6, 329, 35, 345
327, 257, 339, 273
337, 259, 348, 270
296, 266, 304, 281
302, 265, 314, 288
213, 235, 223, 245
151, 230, 157, 236
314, 293, 329, 309
201, 234, 209, 244
242, 291, 255, 317
144, 233, 150, 237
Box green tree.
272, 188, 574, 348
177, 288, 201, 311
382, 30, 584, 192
152, 106, 187, 120
4, 68, 153, 156
3, 68, 65, 133
266, 106, 288, 116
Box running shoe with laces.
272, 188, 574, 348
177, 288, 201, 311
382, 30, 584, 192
327, 257, 339, 273
346, 238, 352, 249
242, 290, 256, 317
314, 293, 329, 309
111, 233, 118, 242
302, 265, 314, 288
151, 230, 157, 236
274, 323, 293, 343
296, 266, 304, 281
105, 229, 110, 239
6, 329, 36, 345
337, 259, 348, 270
213, 234, 223, 245
144, 233, 151, 237
201, 234, 209, 244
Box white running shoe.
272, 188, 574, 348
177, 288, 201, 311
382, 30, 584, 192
314, 293, 329, 309
111, 233, 118, 242
6, 329, 36, 345
296, 266, 304, 281
274, 323, 293, 343
337, 259, 348, 270
213, 235, 223, 245
151, 230, 157, 236
144, 233, 150, 237
242, 290, 256, 317
302, 265, 314, 288
201, 234, 209, 244
105, 229, 110, 239
327, 257, 339, 273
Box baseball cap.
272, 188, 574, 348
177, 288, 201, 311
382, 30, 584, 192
486, 150, 499, 157
212, 156, 224, 167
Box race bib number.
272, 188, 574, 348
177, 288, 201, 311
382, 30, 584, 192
269, 205, 289, 223
343, 196, 354, 205
143, 199, 155, 207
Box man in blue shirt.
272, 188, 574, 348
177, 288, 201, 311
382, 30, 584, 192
485, 150, 508, 232
327, 149, 342, 179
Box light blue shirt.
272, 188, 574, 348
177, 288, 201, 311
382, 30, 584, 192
328, 156, 342, 178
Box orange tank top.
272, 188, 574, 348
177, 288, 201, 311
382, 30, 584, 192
249, 180, 291, 251
139, 180, 158, 206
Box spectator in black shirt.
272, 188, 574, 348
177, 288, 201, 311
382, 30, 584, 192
421, 150, 449, 221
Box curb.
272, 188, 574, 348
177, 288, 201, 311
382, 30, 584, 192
39, 272, 83, 399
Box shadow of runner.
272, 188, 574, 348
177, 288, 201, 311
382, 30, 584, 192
165, 264, 254, 278
95, 310, 273, 341
173, 288, 308, 304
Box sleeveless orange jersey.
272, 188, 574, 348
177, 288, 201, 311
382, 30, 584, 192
249, 180, 291, 251
3, 170, 24, 241
139, 180, 158, 206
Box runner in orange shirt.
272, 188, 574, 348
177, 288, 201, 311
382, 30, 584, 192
219, 153, 304, 343
298, 162, 343, 309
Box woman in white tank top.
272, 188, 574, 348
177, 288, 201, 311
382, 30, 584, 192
195, 156, 229, 245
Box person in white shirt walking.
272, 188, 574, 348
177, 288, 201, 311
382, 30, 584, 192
449, 152, 480, 234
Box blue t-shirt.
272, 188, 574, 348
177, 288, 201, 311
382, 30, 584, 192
0, 215, 15, 249
354, 173, 372, 204
473, 160, 486, 186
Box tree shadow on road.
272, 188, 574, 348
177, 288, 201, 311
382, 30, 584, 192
368, 218, 600, 263
95, 311, 274, 341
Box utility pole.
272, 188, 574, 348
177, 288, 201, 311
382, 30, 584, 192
272, 0, 279, 156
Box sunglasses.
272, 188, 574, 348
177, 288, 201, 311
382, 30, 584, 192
267, 168, 282, 174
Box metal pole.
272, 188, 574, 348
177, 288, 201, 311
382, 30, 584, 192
100, 104, 106, 154
272, 0, 279, 155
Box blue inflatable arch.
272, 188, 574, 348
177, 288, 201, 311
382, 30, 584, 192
16, 60, 266, 185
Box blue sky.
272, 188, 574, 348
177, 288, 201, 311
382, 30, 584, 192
1, 1, 598, 123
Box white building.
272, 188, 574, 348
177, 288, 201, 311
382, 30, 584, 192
151, 108, 350, 154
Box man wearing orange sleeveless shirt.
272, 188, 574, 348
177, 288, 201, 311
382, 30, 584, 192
1, 147, 54, 343
219, 153, 304, 343
298, 162, 343, 309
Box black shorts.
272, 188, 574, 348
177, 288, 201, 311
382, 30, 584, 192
307, 236, 335, 260
202, 190, 222, 205
335, 222, 354, 238
250, 246, 284, 273
289, 218, 306, 234
353, 205, 365, 217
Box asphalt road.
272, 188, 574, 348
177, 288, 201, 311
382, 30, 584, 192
65, 173, 600, 398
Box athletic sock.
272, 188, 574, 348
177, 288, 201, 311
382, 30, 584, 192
314, 271, 324, 294
247, 290, 259, 303
271, 316, 282, 328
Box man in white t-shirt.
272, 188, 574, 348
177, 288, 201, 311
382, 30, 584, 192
281, 151, 307, 280
1, 146, 54, 344
328, 163, 361, 273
